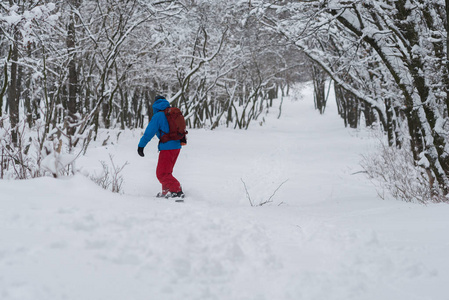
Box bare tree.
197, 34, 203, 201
256, 0, 449, 199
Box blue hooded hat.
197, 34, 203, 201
152, 96, 170, 114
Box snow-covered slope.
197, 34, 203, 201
1, 84, 449, 300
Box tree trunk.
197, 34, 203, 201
385, 99, 396, 147
312, 64, 327, 114
24, 50, 33, 128
8, 38, 19, 146
0, 46, 11, 117
67, 0, 80, 136
446, 0, 449, 114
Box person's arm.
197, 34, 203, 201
138, 113, 161, 153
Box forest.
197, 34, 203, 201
2, 0, 449, 203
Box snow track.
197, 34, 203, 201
1, 84, 449, 300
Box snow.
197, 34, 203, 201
40, 152, 77, 176
0, 13, 22, 26
1, 83, 449, 300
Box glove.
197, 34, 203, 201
137, 147, 145, 157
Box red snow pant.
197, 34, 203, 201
156, 149, 182, 193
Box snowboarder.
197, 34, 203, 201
137, 95, 185, 199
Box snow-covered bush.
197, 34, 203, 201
0, 118, 83, 179
0, 114, 128, 194
360, 135, 445, 204
40, 139, 77, 178
89, 154, 128, 194
0, 118, 34, 179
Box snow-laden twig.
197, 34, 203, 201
241, 178, 289, 207
241, 178, 253, 206
260, 179, 289, 206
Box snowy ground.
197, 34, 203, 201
1, 83, 449, 300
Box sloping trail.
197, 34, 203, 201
1, 84, 449, 300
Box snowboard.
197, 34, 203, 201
171, 195, 185, 203
156, 193, 185, 203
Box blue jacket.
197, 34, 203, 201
138, 98, 182, 151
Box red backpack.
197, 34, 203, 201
160, 107, 188, 145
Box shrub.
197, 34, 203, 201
360, 135, 445, 204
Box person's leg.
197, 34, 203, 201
156, 149, 181, 193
